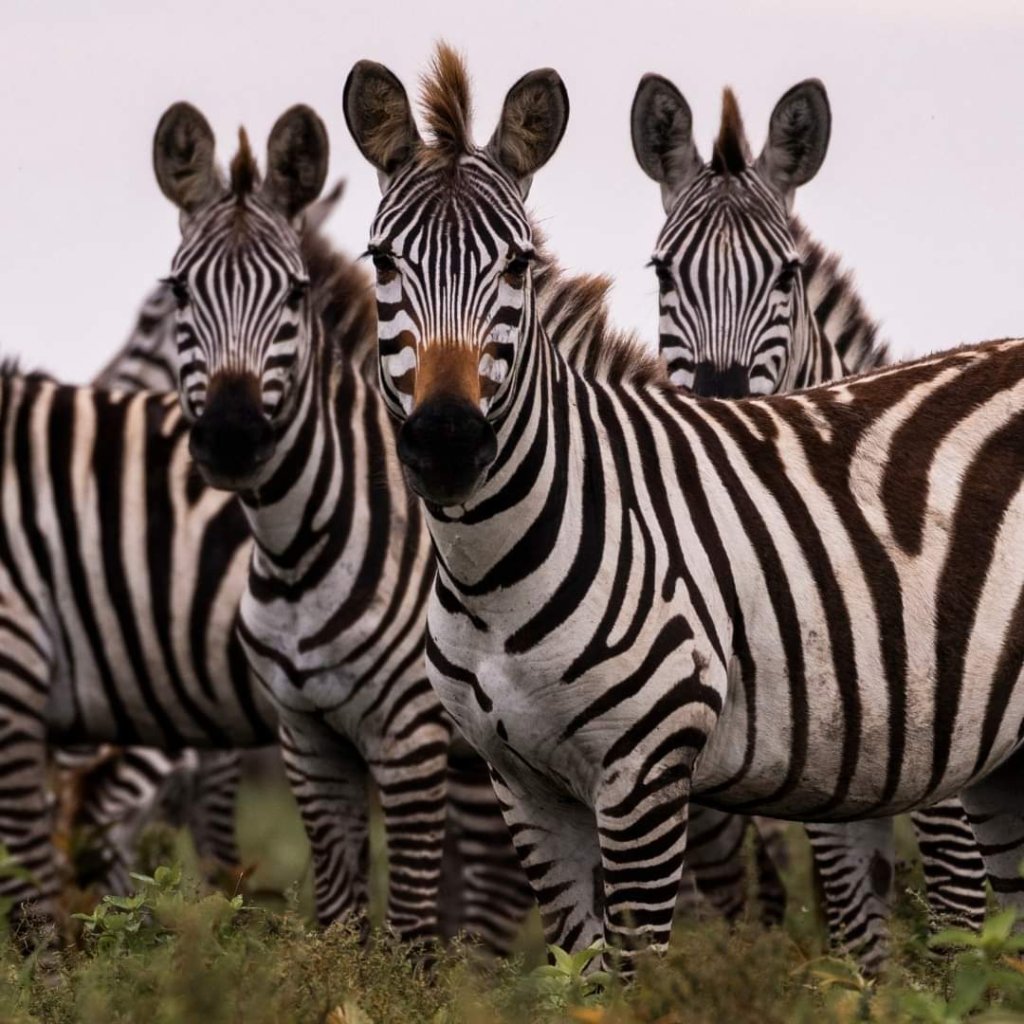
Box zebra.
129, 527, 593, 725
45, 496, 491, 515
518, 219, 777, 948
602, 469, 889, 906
344, 45, 1024, 974
57, 180, 352, 897
629, 74, 986, 967
150, 100, 543, 949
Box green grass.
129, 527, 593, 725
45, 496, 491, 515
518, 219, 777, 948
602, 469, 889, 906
4, 775, 1024, 1023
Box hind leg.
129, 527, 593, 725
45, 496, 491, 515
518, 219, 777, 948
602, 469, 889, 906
187, 750, 244, 880
961, 748, 1024, 913
910, 798, 987, 931
442, 739, 534, 953
804, 819, 894, 975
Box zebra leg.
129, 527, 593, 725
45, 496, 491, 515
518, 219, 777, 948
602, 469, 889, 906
752, 817, 790, 927
371, 725, 449, 945
72, 747, 188, 895
490, 768, 603, 955
683, 805, 749, 921
909, 798, 987, 931
961, 749, 1024, 914
0, 622, 58, 949
595, 760, 691, 974
804, 819, 894, 975
278, 718, 370, 931
443, 740, 535, 953
186, 750, 244, 880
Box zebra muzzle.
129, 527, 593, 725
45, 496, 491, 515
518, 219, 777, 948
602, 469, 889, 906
398, 395, 497, 507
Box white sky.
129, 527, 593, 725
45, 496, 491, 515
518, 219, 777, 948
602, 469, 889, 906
2, 0, 1023, 383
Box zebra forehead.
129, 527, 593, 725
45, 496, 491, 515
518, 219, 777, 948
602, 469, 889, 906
174, 197, 305, 273
659, 173, 793, 257
372, 156, 531, 246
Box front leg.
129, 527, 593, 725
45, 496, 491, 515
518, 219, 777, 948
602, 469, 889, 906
596, 725, 697, 973
0, 613, 57, 950
372, 717, 450, 944
278, 716, 370, 930
490, 768, 603, 954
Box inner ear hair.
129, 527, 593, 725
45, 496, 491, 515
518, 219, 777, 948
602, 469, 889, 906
344, 60, 422, 176
487, 68, 569, 189
262, 104, 329, 220
756, 78, 831, 197
631, 73, 700, 191
153, 101, 222, 214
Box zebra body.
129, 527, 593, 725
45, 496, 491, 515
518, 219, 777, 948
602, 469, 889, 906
345, 48, 1024, 971
631, 74, 985, 967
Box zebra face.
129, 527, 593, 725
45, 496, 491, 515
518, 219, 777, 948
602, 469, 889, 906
632, 76, 831, 398
154, 102, 328, 490
651, 169, 806, 397
368, 159, 535, 505
345, 50, 569, 507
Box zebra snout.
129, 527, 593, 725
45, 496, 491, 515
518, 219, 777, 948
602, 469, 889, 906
189, 375, 275, 490
692, 361, 751, 399
398, 395, 497, 507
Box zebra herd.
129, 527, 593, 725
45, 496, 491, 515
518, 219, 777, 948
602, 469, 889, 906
1, 43, 1021, 982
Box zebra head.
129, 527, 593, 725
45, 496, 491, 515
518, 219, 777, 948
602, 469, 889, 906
344, 46, 568, 506
153, 102, 329, 490
631, 77, 831, 396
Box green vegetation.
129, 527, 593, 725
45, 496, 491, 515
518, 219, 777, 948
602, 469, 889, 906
3, 775, 1024, 1023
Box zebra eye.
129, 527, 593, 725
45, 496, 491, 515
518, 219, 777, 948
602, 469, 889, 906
502, 255, 531, 287
649, 259, 673, 288
776, 260, 801, 294
372, 252, 397, 279
164, 276, 189, 309
285, 278, 309, 310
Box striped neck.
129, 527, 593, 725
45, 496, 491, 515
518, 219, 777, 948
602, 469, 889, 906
239, 328, 347, 581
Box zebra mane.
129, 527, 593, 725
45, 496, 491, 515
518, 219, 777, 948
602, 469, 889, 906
532, 229, 667, 390
710, 88, 750, 176
418, 42, 474, 167
790, 218, 891, 374
230, 128, 259, 199
300, 227, 377, 380
0, 356, 52, 383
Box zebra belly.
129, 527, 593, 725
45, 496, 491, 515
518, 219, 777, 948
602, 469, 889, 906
693, 658, 1024, 820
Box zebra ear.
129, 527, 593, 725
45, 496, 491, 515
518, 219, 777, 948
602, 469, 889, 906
261, 105, 329, 221
300, 179, 345, 235
153, 102, 222, 218
487, 68, 569, 198
755, 79, 831, 204
631, 74, 701, 213
344, 60, 422, 190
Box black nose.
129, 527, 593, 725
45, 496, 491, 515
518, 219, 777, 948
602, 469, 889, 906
189, 375, 274, 488
691, 361, 751, 399
398, 396, 497, 506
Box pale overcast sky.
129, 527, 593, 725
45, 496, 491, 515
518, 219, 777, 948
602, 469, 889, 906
2, 0, 1022, 382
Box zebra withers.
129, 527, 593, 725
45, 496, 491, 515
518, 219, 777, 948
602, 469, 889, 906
345, 45, 1024, 972
630, 75, 986, 968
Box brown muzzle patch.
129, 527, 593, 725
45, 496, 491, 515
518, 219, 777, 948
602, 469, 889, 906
413, 343, 480, 409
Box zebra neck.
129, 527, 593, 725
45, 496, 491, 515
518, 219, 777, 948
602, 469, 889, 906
241, 347, 347, 580
780, 314, 843, 392
426, 323, 578, 593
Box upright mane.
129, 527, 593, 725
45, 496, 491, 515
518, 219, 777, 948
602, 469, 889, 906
790, 218, 891, 374
300, 228, 377, 380
229, 128, 259, 199
532, 229, 667, 389
419, 42, 474, 167
710, 87, 750, 176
